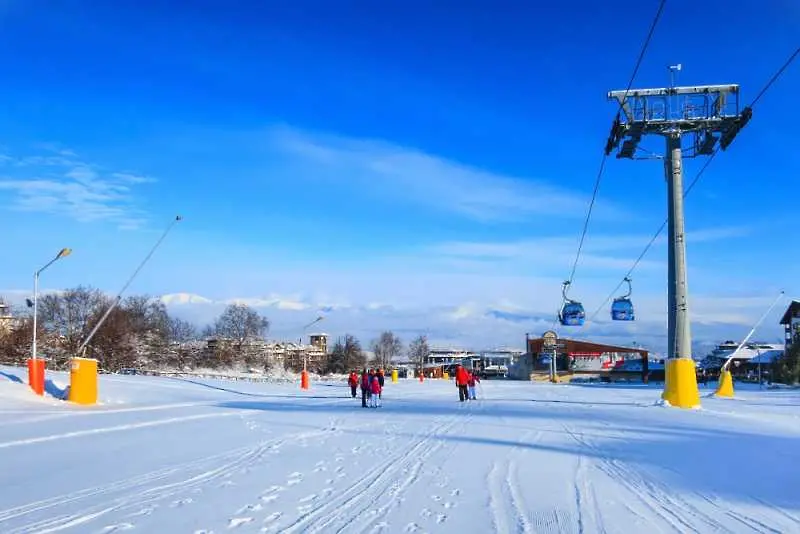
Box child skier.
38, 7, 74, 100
370, 372, 382, 408
467, 369, 480, 400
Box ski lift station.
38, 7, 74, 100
511, 334, 651, 383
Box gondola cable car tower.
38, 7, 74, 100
583, 45, 799, 333
605, 68, 754, 407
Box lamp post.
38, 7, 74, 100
300, 316, 324, 390
29, 247, 71, 394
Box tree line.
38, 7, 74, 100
0, 286, 431, 375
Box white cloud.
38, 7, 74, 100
147, 290, 790, 357
266, 125, 622, 223
0, 145, 155, 229
417, 224, 749, 275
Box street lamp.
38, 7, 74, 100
28, 247, 71, 395
300, 316, 324, 389
31, 247, 72, 361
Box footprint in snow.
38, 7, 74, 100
100, 524, 134, 533
287, 472, 303, 485
127, 506, 156, 517
430, 495, 442, 503
443, 502, 457, 509
372, 521, 390, 532
436, 513, 447, 524
450, 489, 461, 497
405, 523, 422, 533
228, 517, 253, 529
297, 504, 313, 514
260, 494, 279, 504
237, 503, 263, 514
263, 512, 282, 524
420, 508, 432, 518
193, 530, 214, 534
171, 498, 193, 507
298, 494, 317, 504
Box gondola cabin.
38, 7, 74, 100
611, 297, 635, 321
560, 301, 586, 326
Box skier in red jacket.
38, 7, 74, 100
360, 369, 370, 407
454, 364, 470, 402
347, 371, 358, 398
467, 370, 480, 400
369, 375, 382, 408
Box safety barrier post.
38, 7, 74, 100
300, 370, 309, 390
27, 358, 45, 396
68, 357, 98, 405
715, 369, 734, 397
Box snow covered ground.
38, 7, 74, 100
1, 365, 799, 534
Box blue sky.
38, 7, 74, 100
1, 1, 798, 354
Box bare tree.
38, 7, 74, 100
213, 303, 269, 351
169, 317, 197, 343
408, 334, 430, 378
0, 316, 33, 366
326, 334, 366, 374
38, 286, 108, 367
371, 331, 402, 370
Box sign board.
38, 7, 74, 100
542, 330, 558, 347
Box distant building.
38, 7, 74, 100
417, 347, 524, 378
779, 300, 800, 350
478, 349, 524, 377
0, 300, 13, 338
308, 333, 328, 354
513, 334, 649, 382
201, 337, 327, 371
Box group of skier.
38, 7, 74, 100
347, 364, 481, 405
348, 368, 384, 408
454, 364, 481, 402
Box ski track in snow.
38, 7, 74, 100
562, 423, 792, 533
4, 373, 799, 534
277, 410, 469, 534
0, 411, 242, 450
487, 427, 541, 534
0, 426, 338, 533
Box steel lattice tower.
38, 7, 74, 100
605, 71, 751, 407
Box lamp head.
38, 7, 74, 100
56, 248, 72, 259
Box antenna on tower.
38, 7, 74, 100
668, 63, 682, 89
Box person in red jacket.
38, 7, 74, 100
369, 374, 382, 408
347, 371, 358, 398
454, 364, 469, 402
360, 369, 370, 407
467, 369, 480, 400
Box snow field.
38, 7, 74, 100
1, 366, 799, 533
